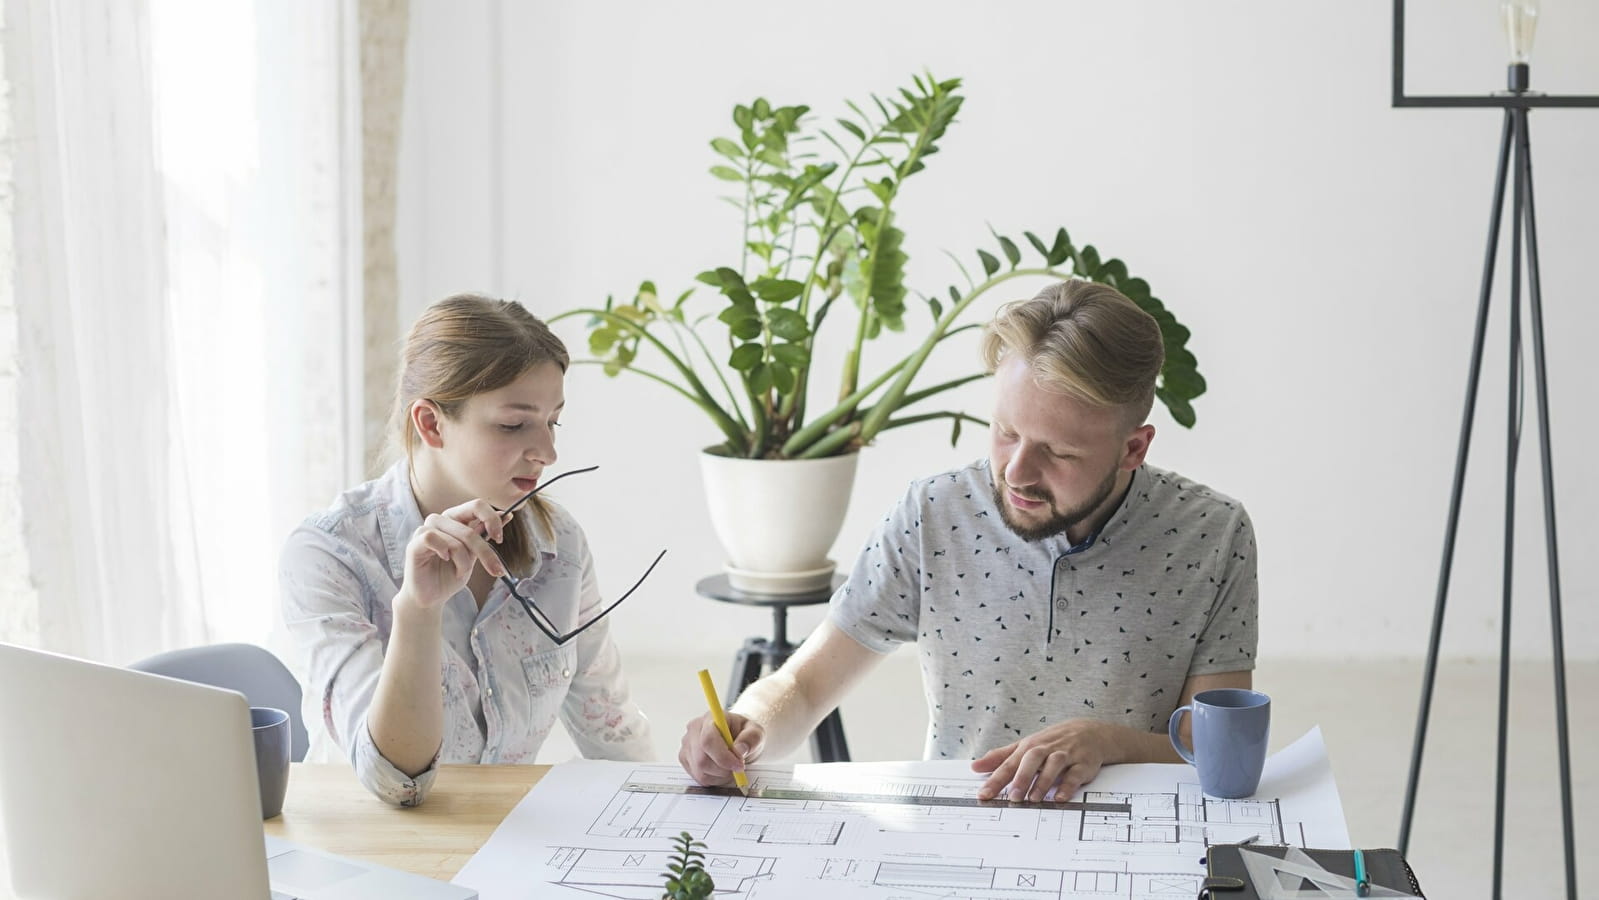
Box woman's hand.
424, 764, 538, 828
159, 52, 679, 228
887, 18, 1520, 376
395, 499, 509, 615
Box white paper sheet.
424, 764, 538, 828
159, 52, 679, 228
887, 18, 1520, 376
454, 727, 1349, 899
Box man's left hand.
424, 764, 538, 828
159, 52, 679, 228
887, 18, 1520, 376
971, 719, 1114, 802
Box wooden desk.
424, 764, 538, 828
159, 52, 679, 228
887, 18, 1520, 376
262, 764, 547, 881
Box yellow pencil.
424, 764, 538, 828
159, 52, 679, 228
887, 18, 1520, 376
697, 668, 750, 795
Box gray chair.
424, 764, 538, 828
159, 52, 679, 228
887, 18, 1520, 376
129, 643, 309, 762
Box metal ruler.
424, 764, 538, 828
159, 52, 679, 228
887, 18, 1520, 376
621, 781, 1130, 814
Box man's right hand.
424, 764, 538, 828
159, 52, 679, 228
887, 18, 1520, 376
678, 711, 766, 786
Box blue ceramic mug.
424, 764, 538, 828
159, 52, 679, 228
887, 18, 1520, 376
1167, 688, 1270, 799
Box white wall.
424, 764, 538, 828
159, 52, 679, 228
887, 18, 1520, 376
396, 0, 1599, 663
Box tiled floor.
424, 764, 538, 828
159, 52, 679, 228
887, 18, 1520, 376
540, 651, 1599, 899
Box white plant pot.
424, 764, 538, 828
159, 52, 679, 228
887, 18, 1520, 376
699, 449, 860, 595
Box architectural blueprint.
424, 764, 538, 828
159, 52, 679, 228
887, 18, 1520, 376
454, 728, 1349, 900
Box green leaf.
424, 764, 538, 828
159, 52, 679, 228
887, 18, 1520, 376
638, 283, 663, 313
836, 118, 865, 141
746, 241, 773, 262
710, 137, 743, 160
1046, 227, 1073, 266
713, 267, 757, 305
771, 342, 809, 368
728, 342, 764, 371
753, 97, 770, 119
710, 165, 743, 182
927, 296, 943, 321
770, 361, 796, 393
751, 277, 804, 304
588, 327, 619, 355
1024, 230, 1050, 259
730, 316, 763, 341
985, 225, 1020, 268
950, 415, 962, 446
766, 307, 809, 341
977, 249, 1000, 277
694, 269, 721, 287
748, 362, 774, 393
1079, 244, 1101, 276
1165, 395, 1196, 428
1162, 367, 1207, 398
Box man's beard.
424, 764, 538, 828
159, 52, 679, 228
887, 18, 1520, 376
992, 465, 1121, 543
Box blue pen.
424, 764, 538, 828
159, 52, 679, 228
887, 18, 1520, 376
1353, 848, 1369, 897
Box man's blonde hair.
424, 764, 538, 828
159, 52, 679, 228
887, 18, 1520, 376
979, 279, 1164, 426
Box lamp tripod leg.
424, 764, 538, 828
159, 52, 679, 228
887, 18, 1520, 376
1515, 109, 1578, 900
1397, 109, 1516, 855
1490, 105, 1527, 900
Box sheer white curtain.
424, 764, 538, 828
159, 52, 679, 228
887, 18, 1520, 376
6, 0, 357, 663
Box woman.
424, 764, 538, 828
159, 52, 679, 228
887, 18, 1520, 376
281, 294, 652, 806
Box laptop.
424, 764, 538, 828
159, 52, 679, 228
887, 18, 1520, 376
0, 642, 476, 900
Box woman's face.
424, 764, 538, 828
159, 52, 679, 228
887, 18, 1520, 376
434, 360, 565, 509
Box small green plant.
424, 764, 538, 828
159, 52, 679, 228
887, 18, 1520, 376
661, 830, 715, 900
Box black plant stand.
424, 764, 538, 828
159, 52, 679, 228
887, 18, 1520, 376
1393, 60, 1588, 900
696, 574, 851, 762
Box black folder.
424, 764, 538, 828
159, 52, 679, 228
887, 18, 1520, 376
1200, 843, 1426, 899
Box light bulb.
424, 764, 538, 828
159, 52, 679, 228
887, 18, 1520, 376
1502, 0, 1540, 64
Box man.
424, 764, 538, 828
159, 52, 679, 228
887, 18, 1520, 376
679, 279, 1257, 803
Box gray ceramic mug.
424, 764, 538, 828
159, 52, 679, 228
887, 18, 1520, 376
1167, 688, 1270, 799
251, 706, 292, 819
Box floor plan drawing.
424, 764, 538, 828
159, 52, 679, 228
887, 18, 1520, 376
544, 850, 1205, 900
813, 856, 1206, 900
1064, 783, 1306, 848
588, 766, 1306, 850
545, 846, 777, 899
453, 729, 1350, 900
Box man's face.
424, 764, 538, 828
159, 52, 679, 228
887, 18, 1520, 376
988, 356, 1152, 542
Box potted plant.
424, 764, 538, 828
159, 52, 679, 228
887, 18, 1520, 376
660, 831, 715, 900
555, 73, 1203, 593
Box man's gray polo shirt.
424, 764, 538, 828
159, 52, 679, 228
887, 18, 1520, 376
830, 459, 1258, 759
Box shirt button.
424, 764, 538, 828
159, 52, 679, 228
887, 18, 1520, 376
1056, 599, 1068, 611
485, 687, 494, 698
561, 668, 571, 678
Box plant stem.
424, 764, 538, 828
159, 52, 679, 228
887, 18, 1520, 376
858, 373, 988, 420
880, 410, 990, 431
855, 267, 1065, 445
552, 308, 747, 450
673, 316, 750, 431
797, 421, 860, 458
780, 356, 908, 457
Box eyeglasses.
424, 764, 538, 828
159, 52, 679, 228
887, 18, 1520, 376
485, 465, 666, 646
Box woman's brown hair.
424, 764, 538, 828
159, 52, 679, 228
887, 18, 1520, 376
390, 294, 570, 574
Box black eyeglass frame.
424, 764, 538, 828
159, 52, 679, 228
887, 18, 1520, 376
485, 465, 666, 646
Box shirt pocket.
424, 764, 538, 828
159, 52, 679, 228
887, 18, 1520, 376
520, 643, 577, 730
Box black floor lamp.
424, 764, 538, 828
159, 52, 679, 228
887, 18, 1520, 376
1391, 2, 1596, 899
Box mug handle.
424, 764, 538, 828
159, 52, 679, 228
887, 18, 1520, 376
1167, 705, 1196, 764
